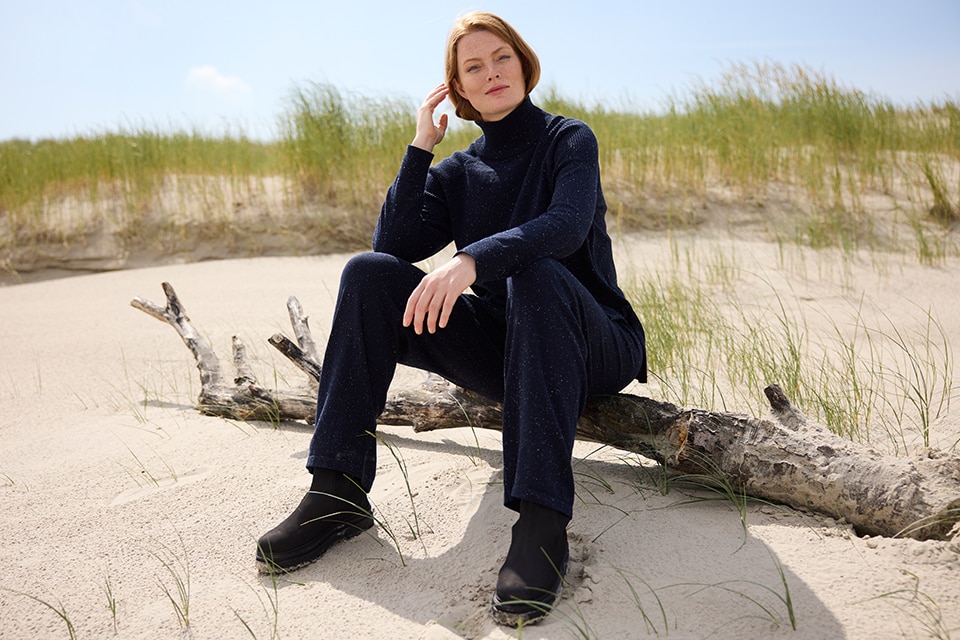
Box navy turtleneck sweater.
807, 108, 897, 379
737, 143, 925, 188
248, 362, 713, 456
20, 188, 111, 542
374, 97, 645, 380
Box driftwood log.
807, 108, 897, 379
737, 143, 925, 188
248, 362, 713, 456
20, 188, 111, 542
131, 282, 960, 542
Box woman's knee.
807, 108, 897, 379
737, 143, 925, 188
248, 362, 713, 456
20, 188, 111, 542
340, 252, 421, 292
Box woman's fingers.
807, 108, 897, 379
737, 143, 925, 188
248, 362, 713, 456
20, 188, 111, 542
437, 286, 457, 330
426, 83, 449, 105
403, 280, 443, 335
402, 255, 476, 335
412, 84, 450, 151
404, 279, 450, 335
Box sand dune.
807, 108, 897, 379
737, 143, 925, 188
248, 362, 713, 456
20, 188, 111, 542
1, 236, 958, 639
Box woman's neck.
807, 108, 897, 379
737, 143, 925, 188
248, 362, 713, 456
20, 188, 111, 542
474, 97, 547, 160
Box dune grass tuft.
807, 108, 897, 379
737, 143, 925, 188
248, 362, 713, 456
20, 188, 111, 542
625, 240, 954, 454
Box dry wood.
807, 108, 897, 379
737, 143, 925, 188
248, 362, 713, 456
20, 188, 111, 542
132, 282, 960, 541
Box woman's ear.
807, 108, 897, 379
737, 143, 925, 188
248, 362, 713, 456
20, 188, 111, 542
452, 78, 466, 99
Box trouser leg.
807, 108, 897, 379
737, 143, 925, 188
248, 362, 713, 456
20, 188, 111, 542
306, 252, 506, 491
501, 259, 646, 518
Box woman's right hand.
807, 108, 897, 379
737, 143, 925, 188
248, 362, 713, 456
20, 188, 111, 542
411, 84, 450, 153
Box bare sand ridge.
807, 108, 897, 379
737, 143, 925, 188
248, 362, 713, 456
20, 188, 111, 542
1, 225, 959, 638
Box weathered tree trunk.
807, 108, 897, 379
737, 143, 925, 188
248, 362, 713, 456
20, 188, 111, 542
132, 282, 960, 542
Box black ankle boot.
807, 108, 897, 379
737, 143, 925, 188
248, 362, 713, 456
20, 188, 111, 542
256, 468, 374, 573
492, 500, 571, 627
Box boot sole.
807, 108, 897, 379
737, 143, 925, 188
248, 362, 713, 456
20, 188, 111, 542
491, 582, 563, 627
491, 556, 568, 627
256, 515, 373, 574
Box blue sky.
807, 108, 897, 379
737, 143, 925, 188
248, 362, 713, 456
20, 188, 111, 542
2, 0, 959, 141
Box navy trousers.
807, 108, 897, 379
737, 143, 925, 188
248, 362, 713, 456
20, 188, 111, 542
306, 252, 645, 518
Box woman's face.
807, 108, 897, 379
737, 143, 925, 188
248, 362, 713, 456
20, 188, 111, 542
453, 29, 525, 122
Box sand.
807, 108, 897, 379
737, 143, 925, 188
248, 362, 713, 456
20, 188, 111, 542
1, 235, 959, 639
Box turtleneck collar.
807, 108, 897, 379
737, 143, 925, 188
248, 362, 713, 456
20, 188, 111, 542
474, 97, 549, 160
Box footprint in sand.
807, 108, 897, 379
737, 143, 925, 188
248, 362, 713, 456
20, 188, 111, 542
109, 467, 211, 506
448, 464, 499, 520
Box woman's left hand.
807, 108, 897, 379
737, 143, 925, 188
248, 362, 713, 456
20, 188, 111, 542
403, 253, 477, 334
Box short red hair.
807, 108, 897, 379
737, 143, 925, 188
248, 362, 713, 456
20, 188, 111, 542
444, 12, 541, 122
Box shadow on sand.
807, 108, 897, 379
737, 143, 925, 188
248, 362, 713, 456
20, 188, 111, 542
257, 426, 844, 639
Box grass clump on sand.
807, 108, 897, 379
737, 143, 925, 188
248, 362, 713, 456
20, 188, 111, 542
278, 82, 414, 212
626, 239, 954, 455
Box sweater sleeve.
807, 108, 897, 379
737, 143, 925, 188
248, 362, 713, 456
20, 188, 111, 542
458, 122, 599, 284
372, 145, 453, 262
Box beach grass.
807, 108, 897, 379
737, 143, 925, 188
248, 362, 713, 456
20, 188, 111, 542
625, 238, 955, 454
100, 571, 118, 634
233, 571, 281, 640
148, 531, 192, 629
2, 62, 957, 270
1, 589, 78, 639
855, 570, 953, 639
541, 62, 959, 248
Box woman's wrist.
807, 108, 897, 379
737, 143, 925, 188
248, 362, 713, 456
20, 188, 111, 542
411, 135, 436, 153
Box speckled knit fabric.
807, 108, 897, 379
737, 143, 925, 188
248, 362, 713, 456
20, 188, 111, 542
307, 98, 646, 517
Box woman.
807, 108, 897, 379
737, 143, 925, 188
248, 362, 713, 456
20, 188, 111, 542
256, 11, 646, 627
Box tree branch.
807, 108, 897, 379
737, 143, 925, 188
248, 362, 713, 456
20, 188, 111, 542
131, 282, 960, 541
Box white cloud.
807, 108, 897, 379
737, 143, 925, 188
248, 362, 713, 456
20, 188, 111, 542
185, 66, 252, 95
